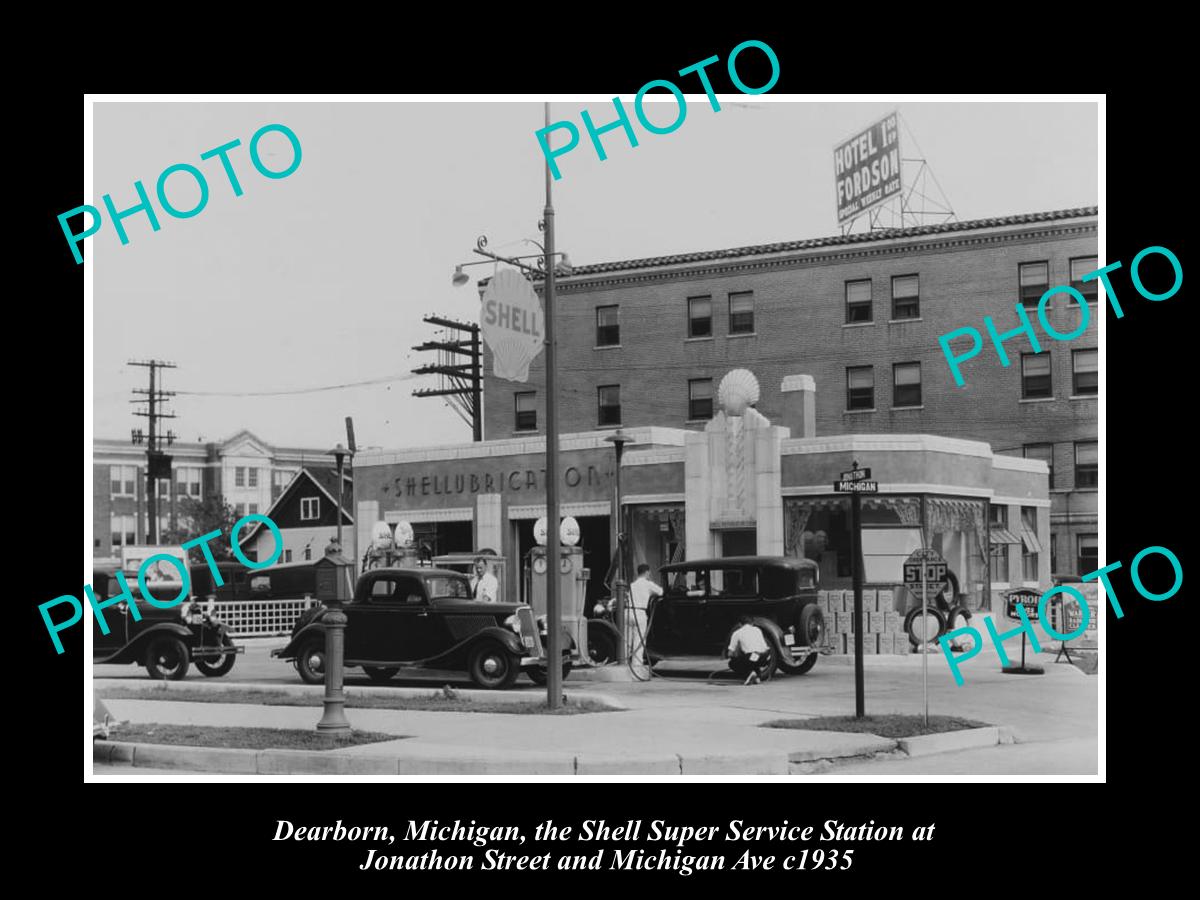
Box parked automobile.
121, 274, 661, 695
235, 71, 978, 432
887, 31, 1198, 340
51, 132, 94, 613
91, 565, 243, 680
645, 556, 830, 676
190, 560, 317, 602
271, 567, 574, 689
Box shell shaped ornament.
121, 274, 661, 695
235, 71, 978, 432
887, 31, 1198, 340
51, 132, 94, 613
393, 520, 415, 547
481, 269, 545, 383
371, 521, 394, 551
718, 368, 761, 415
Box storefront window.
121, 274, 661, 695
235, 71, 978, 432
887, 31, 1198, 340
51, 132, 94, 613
1020, 506, 1041, 583
628, 505, 685, 576
989, 504, 1010, 584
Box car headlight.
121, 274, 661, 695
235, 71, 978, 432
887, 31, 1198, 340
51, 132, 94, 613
503, 614, 520, 634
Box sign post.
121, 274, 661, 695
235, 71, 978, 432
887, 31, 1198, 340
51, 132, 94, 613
834, 463, 877, 718
1002, 589, 1045, 675
902, 547, 948, 729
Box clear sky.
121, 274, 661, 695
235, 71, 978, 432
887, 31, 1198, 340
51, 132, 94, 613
92, 99, 1097, 452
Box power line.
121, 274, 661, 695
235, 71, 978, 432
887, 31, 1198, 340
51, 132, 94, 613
174, 372, 422, 398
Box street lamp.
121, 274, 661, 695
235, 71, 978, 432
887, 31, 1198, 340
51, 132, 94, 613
604, 428, 633, 663
451, 104, 570, 708
315, 442, 353, 737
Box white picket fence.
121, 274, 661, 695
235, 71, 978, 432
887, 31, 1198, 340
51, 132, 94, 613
212, 598, 320, 637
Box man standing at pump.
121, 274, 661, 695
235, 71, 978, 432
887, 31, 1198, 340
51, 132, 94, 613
628, 564, 663, 661
469, 556, 499, 603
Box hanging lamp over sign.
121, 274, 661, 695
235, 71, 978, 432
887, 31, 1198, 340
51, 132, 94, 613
480, 268, 545, 382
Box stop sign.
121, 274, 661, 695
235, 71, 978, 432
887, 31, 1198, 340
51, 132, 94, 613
903, 548, 949, 602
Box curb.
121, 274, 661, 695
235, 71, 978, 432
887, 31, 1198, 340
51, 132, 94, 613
897, 726, 1001, 758
94, 740, 791, 776
94, 678, 627, 711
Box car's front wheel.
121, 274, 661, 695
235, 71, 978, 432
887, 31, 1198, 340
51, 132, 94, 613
194, 634, 237, 677
467, 641, 519, 690
586, 620, 618, 664
144, 636, 190, 680
295, 640, 327, 685
363, 666, 399, 683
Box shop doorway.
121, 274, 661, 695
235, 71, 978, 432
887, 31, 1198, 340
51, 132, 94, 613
719, 529, 756, 557
412, 521, 473, 558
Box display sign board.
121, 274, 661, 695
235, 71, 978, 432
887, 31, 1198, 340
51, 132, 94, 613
834, 479, 878, 493
902, 548, 948, 602
1005, 588, 1043, 622
835, 111, 902, 225
481, 268, 545, 383
839, 467, 871, 482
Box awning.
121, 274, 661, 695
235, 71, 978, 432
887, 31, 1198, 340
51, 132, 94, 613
989, 527, 1022, 545
1020, 524, 1043, 554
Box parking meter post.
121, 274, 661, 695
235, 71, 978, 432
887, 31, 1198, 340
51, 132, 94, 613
316, 605, 351, 736
851, 491, 865, 719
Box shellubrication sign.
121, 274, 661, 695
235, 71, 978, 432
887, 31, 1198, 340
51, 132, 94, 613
834, 112, 901, 225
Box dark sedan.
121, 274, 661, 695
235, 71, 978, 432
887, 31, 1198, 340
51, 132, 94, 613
272, 567, 572, 689
645, 556, 829, 676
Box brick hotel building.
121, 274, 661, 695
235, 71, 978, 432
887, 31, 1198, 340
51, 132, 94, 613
479, 207, 1099, 580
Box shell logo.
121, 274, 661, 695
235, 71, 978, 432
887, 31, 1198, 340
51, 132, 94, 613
481, 269, 544, 383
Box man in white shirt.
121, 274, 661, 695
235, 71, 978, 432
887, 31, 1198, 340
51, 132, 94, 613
628, 564, 663, 661
469, 557, 499, 603
727, 616, 772, 685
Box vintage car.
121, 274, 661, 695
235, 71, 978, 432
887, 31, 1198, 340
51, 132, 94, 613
645, 556, 830, 676
271, 567, 574, 689
91, 566, 243, 680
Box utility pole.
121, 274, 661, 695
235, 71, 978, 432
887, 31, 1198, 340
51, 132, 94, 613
412, 315, 483, 441
129, 359, 177, 544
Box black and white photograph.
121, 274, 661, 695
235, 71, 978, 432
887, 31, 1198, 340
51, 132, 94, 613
78, 96, 1108, 783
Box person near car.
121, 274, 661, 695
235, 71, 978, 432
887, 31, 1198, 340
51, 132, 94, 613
628, 564, 662, 659
469, 556, 499, 603
727, 615, 771, 685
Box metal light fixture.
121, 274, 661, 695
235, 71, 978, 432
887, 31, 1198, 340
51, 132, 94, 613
452, 265, 469, 287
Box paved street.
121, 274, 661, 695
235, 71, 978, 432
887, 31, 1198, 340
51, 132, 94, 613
94, 634, 1099, 776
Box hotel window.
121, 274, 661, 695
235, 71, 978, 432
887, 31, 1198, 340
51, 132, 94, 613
272, 469, 292, 500
249, 503, 258, 515
1070, 256, 1099, 302
1075, 441, 1098, 489
846, 366, 874, 411
1019, 261, 1049, 310
989, 505, 1010, 583
111, 465, 137, 497
1021, 352, 1052, 399
596, 305, 620, 347
1020, 506, 1041, 582
235, 466, 245, 487
1072, 348, 1098, 395
597, 385, 621, 426
1023, 443, 1055, 489
235, 503, 245, 518
892, 362, 921, 408
728, 292, 755, 334
845, 279, 872, 323
688, 378, 713, 420
157, 477, 171, 499
687, 296, 712, 338
248, 467, 259, 488
110, 514, 136, 548
514, 391, 537, 431
891, 275, 920, 320
284, 549, 293, 563
1077, 534, 1098, 576
304, 547, 312, 561
300, 497, 320, 521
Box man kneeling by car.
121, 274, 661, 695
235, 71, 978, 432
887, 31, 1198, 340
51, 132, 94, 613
726, 616, 772, 685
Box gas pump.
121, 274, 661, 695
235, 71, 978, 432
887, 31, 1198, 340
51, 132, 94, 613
524, 516, 589, 664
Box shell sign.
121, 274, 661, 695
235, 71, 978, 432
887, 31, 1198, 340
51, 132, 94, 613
481, 269, 544, 382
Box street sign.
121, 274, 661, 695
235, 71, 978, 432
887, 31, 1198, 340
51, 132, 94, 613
1005, 589, 1043, 622
839, 467, 871, 482
903, 548, 949, 602
834, 479, 878, 493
